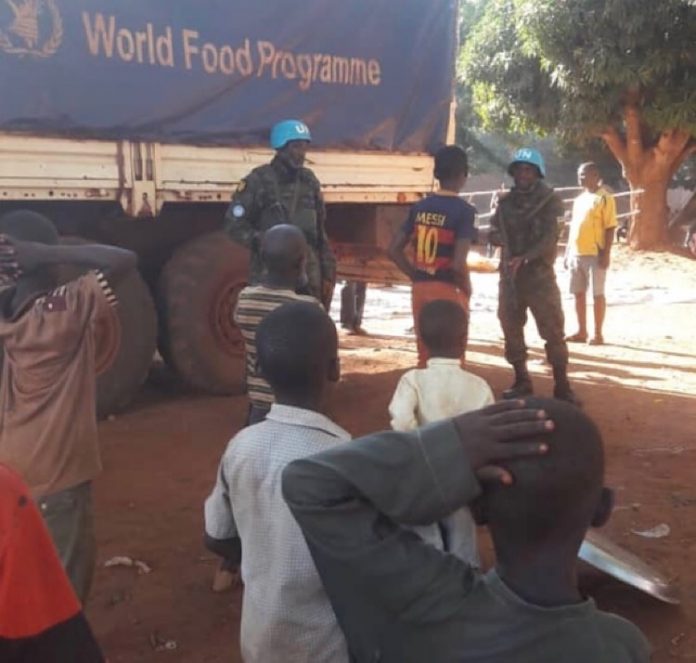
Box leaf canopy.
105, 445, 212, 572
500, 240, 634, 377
461, 0, 696, 142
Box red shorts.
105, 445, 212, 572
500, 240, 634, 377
411, 281, 469, 367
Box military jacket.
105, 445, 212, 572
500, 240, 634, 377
225, 155, 336, 290
490, 182, 565, 267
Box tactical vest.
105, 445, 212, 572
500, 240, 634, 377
256, 165, 319, 247
498, 184, 559, 264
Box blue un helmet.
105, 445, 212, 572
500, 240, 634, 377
508, 147, 546, 178
270, 119, 312, 150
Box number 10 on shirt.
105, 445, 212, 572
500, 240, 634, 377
416, 225, 438, 266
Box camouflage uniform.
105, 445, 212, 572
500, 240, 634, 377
225, 154, 336, 308
490, 182, 568, 367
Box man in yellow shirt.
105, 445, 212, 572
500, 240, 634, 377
565, 163, 617, 345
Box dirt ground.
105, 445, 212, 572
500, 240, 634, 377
89, 245, 696, 662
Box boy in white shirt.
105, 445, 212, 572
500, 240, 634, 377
389, 299, 494, 563
204, 302, 349, 663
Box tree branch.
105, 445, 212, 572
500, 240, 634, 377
600, 126, 628, 167
657, 128, 691, 157
658, 130, 693, 178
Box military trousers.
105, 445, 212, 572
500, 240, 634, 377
340, 281, 367, 330
497, 264, 569, 367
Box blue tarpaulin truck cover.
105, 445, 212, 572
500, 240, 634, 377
0, 0, 457, 153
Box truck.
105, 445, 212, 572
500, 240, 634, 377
0, 0, 458, 415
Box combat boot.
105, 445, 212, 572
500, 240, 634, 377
552, 363, 581, 406
503, 362, 533, 399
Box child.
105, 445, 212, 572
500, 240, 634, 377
283, 398, 650, 662
389, 145, 477, 366
204, 301, 349, 663
214, 224, 320, 592
0, 463, 104, 661
388, 299, 494, 564
234, 224, 320, 426
564, 162, 617, 346
0, 211, 136, 603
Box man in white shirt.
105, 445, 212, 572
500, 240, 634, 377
204, 301, 349, 663
389, 299, 494, 564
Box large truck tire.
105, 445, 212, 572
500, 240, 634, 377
95, 269, 157, 417
157, 231, 248, 395
59, 237, 158, 418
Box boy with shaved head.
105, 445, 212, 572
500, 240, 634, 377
389, 299, 494, 564
209, 224, 323, 592
233, 224, 321, 425
205, 302, 350, 662
283, 398, 649, 662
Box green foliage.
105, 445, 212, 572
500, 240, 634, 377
455, 1, 495, 152
460, 0, 560, 136
461, 0, 696, 142
456, 0, 542, 173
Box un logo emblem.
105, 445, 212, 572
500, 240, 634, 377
0, 0, 63, 58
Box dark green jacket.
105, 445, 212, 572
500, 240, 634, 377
225, 155, 336, 294
282, 422, 650, 663
490, 182, 565, 267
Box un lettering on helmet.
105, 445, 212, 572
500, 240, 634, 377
270, 119, 312, 150
508, 147, 546, 178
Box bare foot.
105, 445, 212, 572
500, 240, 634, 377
212, 563, 242, 593
346, 326, 368, 336
565, 332, 588, 343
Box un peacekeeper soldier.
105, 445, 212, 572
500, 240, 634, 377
225, 119, 336, 309
489, 148, 578, 404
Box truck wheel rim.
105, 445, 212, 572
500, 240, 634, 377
210, 278, 245, 358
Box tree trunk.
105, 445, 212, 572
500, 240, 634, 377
600, 105, 694, 250
626, 168, 670, 249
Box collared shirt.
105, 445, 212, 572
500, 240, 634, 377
233, 286, 320, 407
389, 357, 493, 565
568, 187, 618, 256
389, 358, 495, 432
204, 404, 350, 663
0, 272, 116, 498
282, 422, 651, 663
